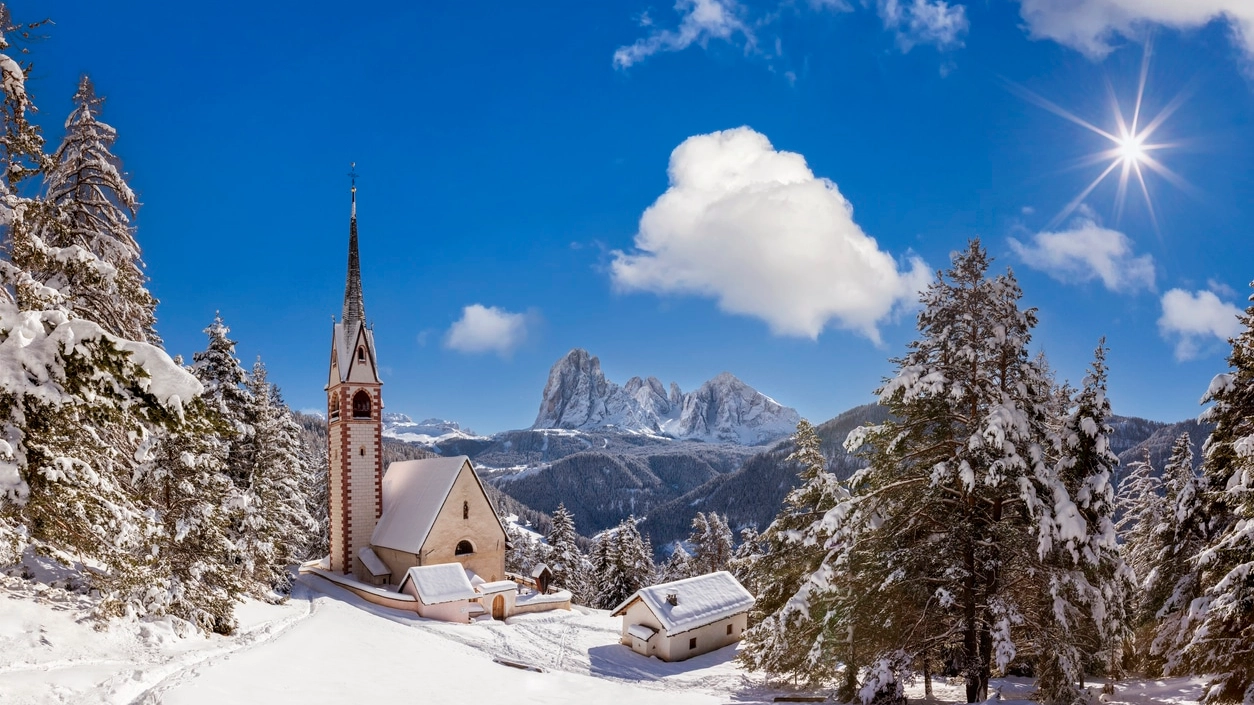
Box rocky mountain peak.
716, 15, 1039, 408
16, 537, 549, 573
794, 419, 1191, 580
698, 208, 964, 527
530, 349, 798, 445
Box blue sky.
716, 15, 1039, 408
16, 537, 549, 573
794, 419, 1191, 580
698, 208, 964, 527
15, 0, 1254, 433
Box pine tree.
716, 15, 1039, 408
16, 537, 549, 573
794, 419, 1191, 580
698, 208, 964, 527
737, 418, 850, 688
1114, 448, 1163, 671
596, 516, 655, 609
39, 76, 157, 344
546, 503, 586, 593
1173, 286, 1254, 704
659, 542, 694, 583
688, 511, 734, 576
1147, 434, 1207, 676
191, 314, 252, 487
0, 18, 203, 626
829, 241, 1063, 703
234, 361, 317, 598
1036, 341, 1130, 701
128, 394, 243, 634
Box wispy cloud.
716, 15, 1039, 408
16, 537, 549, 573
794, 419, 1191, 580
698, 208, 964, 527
612, 0, 963, 70
613, 0, 755, 69
1008, 217, 1155, 293
1158, 288, 1243, 360
610, 126, 929, 342
877, 0, 969, 52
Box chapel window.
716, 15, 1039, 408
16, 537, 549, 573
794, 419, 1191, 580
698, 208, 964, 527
357, 346, 366, 363
352, 390, 371, 418
455, 540, 474, 555
463, 501, 469, 520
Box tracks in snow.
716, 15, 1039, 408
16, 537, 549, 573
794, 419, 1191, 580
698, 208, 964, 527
119, 592, 316, 705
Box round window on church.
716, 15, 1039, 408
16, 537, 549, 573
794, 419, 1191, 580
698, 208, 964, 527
352, 390, 371, 418
455, 540, 474, 556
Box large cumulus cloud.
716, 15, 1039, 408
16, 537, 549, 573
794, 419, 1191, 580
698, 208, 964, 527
610, 127, 929, 342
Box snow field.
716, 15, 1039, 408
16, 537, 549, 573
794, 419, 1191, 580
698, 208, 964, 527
0, 567, 1206, 705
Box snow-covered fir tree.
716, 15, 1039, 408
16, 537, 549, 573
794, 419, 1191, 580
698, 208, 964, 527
546, 503, 589, 597
736, 418, 849, 689
1146, 434, 1206, 676
1036, 340, 1130, 701
0, 15, 201, 624
38, 76, 157, 344
1114, 448, 1163, 671
594, 516, 655, 609
659, 542, 695, 583
687, 511, 733, 576
128, 394, 243, 634
830, 241, 1072, 703
191, 314, 253, 487
1173, 286, 1254, 704
234, 360, 317, 598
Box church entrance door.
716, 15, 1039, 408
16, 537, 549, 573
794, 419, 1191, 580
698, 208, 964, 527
492, 595, 505, 620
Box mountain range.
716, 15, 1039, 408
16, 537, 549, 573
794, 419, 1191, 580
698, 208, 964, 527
532, 348, 800, 445
375, 348, 1212, 557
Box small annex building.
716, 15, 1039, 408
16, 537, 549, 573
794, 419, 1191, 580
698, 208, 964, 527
610, 571, 755, 662
369, 455, 508, 586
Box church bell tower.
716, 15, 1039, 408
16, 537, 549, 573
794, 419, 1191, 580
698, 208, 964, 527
326, 167, 383, 577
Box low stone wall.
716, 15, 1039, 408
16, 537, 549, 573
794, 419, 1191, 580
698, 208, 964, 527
303, 566, 419, 613
512, 597, 571, 615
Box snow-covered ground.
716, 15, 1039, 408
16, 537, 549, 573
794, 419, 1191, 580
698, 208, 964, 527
1, 567, 1207, 705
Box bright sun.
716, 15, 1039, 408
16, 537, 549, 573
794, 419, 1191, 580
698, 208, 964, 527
1117, 133, 1146, 164
1009, 41, 1192, 231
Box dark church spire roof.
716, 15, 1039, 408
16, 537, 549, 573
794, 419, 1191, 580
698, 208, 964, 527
343, 164, 365, 325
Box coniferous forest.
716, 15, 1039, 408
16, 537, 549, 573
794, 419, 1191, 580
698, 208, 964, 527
0, 10, 324, 634
2, 5, 1253, 705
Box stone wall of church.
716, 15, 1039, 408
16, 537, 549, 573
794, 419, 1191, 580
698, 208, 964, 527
423, 466, 507, 582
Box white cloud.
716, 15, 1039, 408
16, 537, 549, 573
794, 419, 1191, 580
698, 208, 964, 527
1015, 0, 1254, 61
1158, 288, 1243, 360
878, 0, 970, 51
609, 126, 930, 342
1008, 217, 1155, 293
444, 304, 532, 358
613, 0, 755, 69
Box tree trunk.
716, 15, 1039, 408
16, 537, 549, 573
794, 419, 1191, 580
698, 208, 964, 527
923, 650, 933, 699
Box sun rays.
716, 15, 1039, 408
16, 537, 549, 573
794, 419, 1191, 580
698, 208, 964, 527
1008, 41, 1193, 233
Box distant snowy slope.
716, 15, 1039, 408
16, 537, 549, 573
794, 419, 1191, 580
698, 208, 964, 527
532, 349, 799, 445
382, 413, 486, 445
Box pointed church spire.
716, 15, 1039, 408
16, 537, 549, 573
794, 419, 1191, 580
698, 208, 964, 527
343, 163, 365, 325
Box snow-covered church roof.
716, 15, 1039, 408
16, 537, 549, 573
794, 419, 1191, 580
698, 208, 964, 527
611, 571, 754, 637
370, 456, 505, 555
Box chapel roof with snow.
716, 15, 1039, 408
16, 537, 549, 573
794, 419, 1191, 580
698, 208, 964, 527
610, 571, 754, 637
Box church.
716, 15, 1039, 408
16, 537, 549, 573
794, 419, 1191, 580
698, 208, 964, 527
319, 176, 567, 621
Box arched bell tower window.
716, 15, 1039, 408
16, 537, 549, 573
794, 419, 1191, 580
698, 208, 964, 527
352, 390, 372, 419
357, 346, 366, 363
455, 540, 474, 555
463, 501, 469, 520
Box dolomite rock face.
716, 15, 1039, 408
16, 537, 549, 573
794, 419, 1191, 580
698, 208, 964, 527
532, 349, 799, 445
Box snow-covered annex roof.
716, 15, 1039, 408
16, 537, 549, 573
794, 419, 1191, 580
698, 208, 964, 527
611, 571, 754, 637
398, 564, 479, 605
370, 456, 505, 555
358, 547, 390, 577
